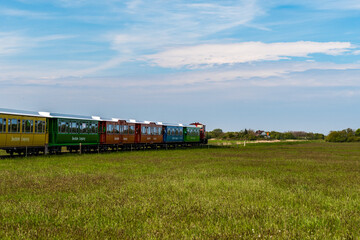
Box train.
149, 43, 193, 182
0, 108, 207, 156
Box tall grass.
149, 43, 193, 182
0, 142, 359, 239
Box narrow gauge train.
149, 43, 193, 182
0, 108, 207, 156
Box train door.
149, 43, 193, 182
135, 124, 141, 143
99, 121, 106, 144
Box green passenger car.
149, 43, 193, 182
183, 126, 200, 143
48, 114, 99, 151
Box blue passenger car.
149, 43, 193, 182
163, 124, 184, 143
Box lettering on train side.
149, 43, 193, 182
11, 137, 20, 142
21, 137, 30, 142
72, 137, 86, 141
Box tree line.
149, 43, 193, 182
208, 129, 325, 141
325, 128, 360, 142
208, 128, 360, 142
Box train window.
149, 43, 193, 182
30, 120, 34, 133
115, 124, 120, 134
23, 120, 33, 133
70, 122, 77, 133
180, 129, 183, 135
119, 125, 123, 134
131, 125, 135, 134
79, 123, 83, 133
91, 123, 96, 134
0, 118, 4, 133
141, 126, 145, 134
59, 121, 67, 133
66, 122, 70, 133
8, 119, 20, 133
171, 128, 175, 136
37, 121, 45, 133
147, 127, 151, 135
168, 129, 171, 135
175, 129, 179, 135
74, 122, 78, 133
81, 123, 87, 133
123, 125, 128, 134
35, 121, 40, 133
68, 122, 72, 133
107, 124, 113, 134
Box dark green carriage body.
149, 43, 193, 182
48, 118, 99, 147
183, 126, 200, 143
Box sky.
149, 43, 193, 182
1, 0, 360, 133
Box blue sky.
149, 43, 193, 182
1, 0, 360, 133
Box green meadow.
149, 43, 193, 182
1, 142, 359, 239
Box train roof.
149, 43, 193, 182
0, 108, 100, 121
0, 108, 47, 118
48, 112, 100, 121
0, 108, 202, 126
162, 123, 184, 127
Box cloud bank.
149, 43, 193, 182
145, 41, 354, 68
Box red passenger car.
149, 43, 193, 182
99, 119, 121, 150
99, 119, 165, 150
135, 121, 163, 145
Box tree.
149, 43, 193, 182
355, 128, 360, 137
211, 128, 223, 139
326, 130, 348, 142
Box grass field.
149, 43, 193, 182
1, 142, 360, 239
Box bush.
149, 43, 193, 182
326, 129, 360, 142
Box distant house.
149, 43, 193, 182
255, 130, 270, 138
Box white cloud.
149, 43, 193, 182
0, 33, 27, 55
0, 8, 52, 19
0, 32, 74, 56
265, 0, 360, 10
2, 60, 360, 89
145, 41, 354, 68
312, 0, 360, 10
